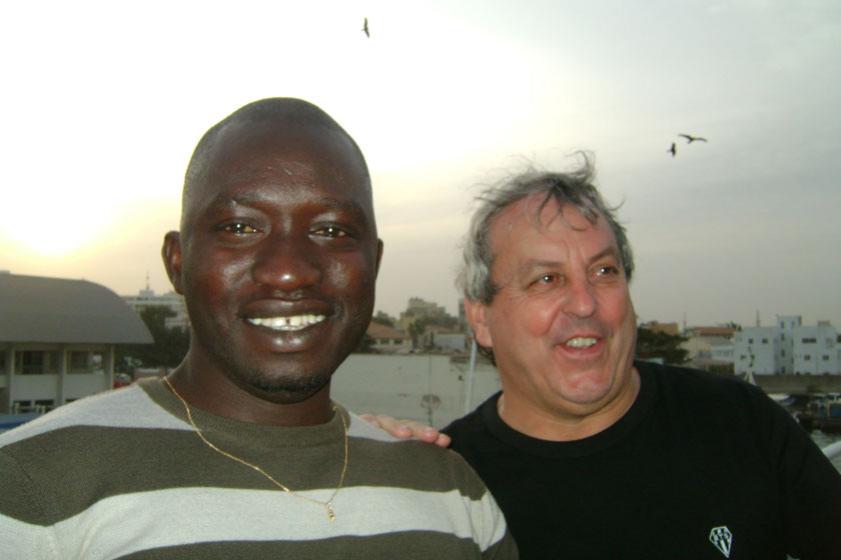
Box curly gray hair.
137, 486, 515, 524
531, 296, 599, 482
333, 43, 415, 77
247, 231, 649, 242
457, 155, 634, 305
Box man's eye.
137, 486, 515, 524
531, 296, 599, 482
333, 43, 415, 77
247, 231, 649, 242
223, 223, 259, 235
313, 225, 349, 238
534, 273, 558, 285
596, 265, 619, 276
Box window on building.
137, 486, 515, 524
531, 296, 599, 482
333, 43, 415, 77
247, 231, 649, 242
85, 352, 106, 374
740, 355, 747, 360
802, 337, 817, 344
17, 351, 60, 374
762, 338, 768, 344
748, 338, 754, 344
823, 355, 830, 361
804, 354, 811, 361
781, 350, 786, 357
781, 333, 785, 340
69, 351, 90, 373
0, 351, 5, 371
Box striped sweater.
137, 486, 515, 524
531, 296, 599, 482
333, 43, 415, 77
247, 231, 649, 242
0, 378, 517, 559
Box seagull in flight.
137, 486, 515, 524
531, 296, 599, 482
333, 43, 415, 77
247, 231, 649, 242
678, 133, 707, 144
362, 17, 370, 38
668, 142, 677, 157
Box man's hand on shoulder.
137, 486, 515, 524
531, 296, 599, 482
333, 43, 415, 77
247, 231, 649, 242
359, 414, 452, 448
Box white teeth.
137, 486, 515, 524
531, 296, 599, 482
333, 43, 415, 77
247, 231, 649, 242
565, 337, 597, 348
247, 315, 326, 331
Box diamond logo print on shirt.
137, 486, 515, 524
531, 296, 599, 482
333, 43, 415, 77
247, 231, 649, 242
709, 526, 733, 558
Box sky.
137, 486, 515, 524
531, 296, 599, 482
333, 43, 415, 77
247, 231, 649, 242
2, 0, 840, 329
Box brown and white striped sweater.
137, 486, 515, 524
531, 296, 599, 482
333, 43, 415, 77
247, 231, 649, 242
0, 378, 517, 559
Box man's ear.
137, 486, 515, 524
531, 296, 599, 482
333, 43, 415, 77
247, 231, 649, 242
374, 238, 384, 277
162, 231, 185, 295
464, 298, 493, 349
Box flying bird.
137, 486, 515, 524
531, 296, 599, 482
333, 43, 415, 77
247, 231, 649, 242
668, 142, 677, 157
362, 17, 369, 38
678, 133, 707, 144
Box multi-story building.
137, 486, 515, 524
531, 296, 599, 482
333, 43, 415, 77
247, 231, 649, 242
734, 315, 840, 375
793, 322, 839, 375
734, 327, 784, 375
398, 297, 450, 331
122, 283, 189, 330
681, 325, 738, 372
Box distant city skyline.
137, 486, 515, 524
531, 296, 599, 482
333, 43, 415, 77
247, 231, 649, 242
3, 1, 840, 329
109, 279, 837, 334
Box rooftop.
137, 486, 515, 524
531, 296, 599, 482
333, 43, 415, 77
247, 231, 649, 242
0, 273, 153, 344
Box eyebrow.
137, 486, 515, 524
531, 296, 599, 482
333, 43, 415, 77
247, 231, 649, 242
520, 246, 620, 272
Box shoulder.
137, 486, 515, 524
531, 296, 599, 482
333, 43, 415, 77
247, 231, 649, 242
639, 361, 768, 407
442, 392, 499, 443
345, 410, 489, 499
637, 361, 804, 452
0, 379, 185, 451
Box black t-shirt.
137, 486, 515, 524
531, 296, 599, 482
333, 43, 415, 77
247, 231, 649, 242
443, 361, 841, 559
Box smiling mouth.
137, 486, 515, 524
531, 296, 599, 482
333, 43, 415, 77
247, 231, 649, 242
246, 314, 326, 331
564, 336, 598, 349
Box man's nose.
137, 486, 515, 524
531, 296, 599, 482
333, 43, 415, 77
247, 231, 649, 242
251, 233, 321, 291
562, 278, 597, 318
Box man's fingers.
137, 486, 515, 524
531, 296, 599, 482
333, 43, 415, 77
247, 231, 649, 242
360, 414, 450, 447
433, 432, 452, 448
360, 414, 413, 438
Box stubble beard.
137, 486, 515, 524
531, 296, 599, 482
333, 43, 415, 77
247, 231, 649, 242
199, 333, 334, 404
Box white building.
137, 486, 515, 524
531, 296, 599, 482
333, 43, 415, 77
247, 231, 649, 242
793, 322, 839, 375
734, 315, 840, 375
710, 343, 735, 363
122, 285, 189, 330
734, 327, 784, 375
0, 273, 152, 414
366, 322, 412, 354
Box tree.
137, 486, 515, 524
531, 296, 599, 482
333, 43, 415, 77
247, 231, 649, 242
116, 306, 190, 370
372, 311, 396, 328
635, 327, 688, 365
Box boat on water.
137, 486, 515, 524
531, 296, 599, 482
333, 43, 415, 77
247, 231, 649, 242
797, 396, 841, 434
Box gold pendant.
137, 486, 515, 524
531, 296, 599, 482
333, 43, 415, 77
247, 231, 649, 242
326, 504, 336, 522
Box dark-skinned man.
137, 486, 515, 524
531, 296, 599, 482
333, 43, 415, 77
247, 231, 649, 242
368, 160, 841, 559
0, 98, 517, 559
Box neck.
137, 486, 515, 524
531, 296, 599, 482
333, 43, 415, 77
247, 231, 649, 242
498, 367, 641, 441
166, 358, 334, 427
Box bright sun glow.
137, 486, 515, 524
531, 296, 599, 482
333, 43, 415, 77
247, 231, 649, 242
1, 193, 115, 257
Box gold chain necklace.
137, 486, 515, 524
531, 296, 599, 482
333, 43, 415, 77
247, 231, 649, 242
162, 377, 349, 522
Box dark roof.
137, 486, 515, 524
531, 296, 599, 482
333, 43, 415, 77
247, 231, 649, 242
686, 326, 738, 337
0, 273, 153, 344
367, 322, 409, 340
